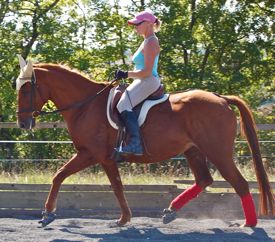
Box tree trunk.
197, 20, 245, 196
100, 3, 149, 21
189, 0, 196, 31
200, 46, 210, 81
0, 0, 9, 24
182, 0, 197, 66
20, 0, 61, 59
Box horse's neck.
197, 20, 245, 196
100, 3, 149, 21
44, 69, 102, 120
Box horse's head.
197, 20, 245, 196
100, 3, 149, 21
16, 56, 47, 129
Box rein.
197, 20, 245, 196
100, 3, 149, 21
17, 70, 118, 117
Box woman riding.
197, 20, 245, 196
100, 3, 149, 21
114, 10, 162, 156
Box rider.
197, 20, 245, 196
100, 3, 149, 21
114, 10, 162, 156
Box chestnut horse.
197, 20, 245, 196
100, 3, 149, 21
16, 59, 274, 227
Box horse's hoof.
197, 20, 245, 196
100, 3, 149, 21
162, 208, 177, 224
115, 217, 130, 226
115, 220, 125, 227
229, 222, 256, 228
240, 223, 256, 228
229, 222, 240, 227
38, 211, 56, 227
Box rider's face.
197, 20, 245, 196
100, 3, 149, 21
134, 21, 147, 35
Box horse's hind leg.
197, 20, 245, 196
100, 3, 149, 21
213, 158, 257, 227
171, 146, 213, 209
163, 146, 213, 224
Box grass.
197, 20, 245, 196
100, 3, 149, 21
0, 170, 179, 185
0, 158, 274, 185
0, 164, 274, 185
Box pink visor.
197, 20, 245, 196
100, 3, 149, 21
128, 11, 157, 25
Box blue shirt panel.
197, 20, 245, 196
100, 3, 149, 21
132, 41, 159, 77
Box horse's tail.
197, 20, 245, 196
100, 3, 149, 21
221, 95, 275, 216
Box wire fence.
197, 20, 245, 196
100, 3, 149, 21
0, 140, 274, 163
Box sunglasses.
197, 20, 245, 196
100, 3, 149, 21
134, 21, 145, 26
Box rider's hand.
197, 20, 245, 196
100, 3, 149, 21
115, 70, 128, 80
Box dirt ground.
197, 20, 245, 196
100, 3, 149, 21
0, 216, 274, 242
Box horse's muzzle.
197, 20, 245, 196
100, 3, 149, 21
17, 117, 36, 130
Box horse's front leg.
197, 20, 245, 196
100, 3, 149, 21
39, 152, 95, 227
102, 162, 131, 226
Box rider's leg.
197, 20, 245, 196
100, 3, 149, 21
116, 77, 160, 155
118, 110, 143, 155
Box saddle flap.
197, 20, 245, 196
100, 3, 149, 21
109, 84, 127, 127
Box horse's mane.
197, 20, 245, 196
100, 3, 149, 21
34, 63, 108, 85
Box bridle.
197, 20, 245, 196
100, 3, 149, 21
16, 70, 118, 118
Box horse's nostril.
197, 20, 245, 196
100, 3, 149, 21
17, 118, 35, 129
19, 122, 25, 129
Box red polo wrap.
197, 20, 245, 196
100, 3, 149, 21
241, 193, 257, 226
171, 183, 203, 210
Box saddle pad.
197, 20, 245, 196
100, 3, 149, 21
107, 87, 169, 130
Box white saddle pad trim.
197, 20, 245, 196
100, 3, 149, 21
107, 87, 169, 130
137, 94, 169, 127
106, 87, 117, 129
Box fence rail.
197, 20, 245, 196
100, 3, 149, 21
0, 182, 269, 219
0, 122, 275, 130
174, 180, 275, 189
0, 122, 67, 129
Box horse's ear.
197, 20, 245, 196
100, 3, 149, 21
17, 55, 27, 69
27, 60, 33, 68
25, 60, 34, 75
15, 59, 34, 91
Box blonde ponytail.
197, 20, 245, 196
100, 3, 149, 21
154, 18, 161, 32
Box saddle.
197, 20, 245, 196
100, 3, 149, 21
107, 83, 169, 130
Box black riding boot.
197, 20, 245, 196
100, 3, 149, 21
119, 110, 143, 156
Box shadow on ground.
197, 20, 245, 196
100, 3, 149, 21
49, 226, 273, 242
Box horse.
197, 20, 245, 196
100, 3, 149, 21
15, 58, 274, 227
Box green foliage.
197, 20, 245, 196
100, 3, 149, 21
0, 0, 274, 172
